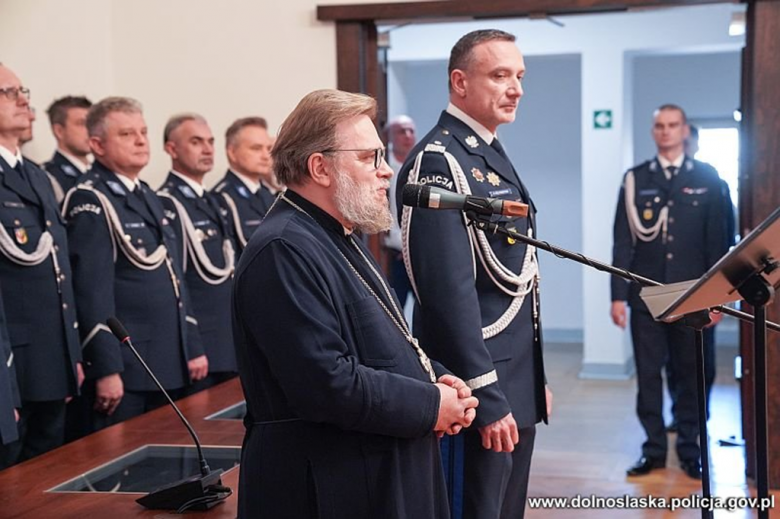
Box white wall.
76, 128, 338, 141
387, 3, 744, 376
0, 0, 402, 188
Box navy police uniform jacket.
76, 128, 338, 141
158, 173, 237, 374
43, 151, 84, 204
0, 288, 20, 445
611, 156, 731, 309
397, 111, 547, 431
0, 157, 81, 402
64, 161, 203, 391
212, 170, 275, 253
233, 190, 449, 519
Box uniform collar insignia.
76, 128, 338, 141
649, 160, 658, 172
106, 180, 127, 196
62, 164, 78, 177
465, 135, 480, 148
178, 184, 197, 199
685, 159, 694, 171
237, 185, 251, 198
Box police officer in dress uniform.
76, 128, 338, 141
43, 96, 93, 205
63, 97, 207, 436
211, 117, 275, 253
0, 64, 83, 466
397, 30, 551, 519
234, 89, 480, 519
611, 104, 730, 480
0, 287, 22, 465
158, 113, 237, 392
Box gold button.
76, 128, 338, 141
124, 234, 132, 241
654, 197, 660, 203
693, 200, 699, 206
666, 253, 673, 260
442, 130, 450, 135
668, 200, 674, 207
54, 245, 60, 252
137, 238, 143, 244
668, 235, 674, 242
46, 220, 52, 227
178, 302, 183, 308
62, 303, 68, 310
669, 217, 675, 224
13, 219, 20, 226
60, 274, 66, 281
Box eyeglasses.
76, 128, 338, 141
323, 147, 386, 170
0, 86, 31, 103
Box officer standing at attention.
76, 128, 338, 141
0, 63, 83, 466
212, 117, 275, 252
43, 96, 93, 204
397, 30, 551, 519
63, 97, 207, 435
611, 104, 730, 480
0, 289, 21, 463
158, 113, 237, 392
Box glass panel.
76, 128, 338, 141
204, 401, 246, 421
48, 445, 241, 494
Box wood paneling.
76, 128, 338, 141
740, 0, 780, 488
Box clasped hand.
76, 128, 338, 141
435, 374, 479, 437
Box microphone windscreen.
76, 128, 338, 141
402, 183, 429, 208
107, 317, 130, 342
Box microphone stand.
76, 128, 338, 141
464, 211, 779, 519
107, 318, 231, 512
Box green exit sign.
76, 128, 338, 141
594, 110, 613, 129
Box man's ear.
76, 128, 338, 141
89, 136, 104, 157
163, 141, 177, 160
307, 152, 333, 188
450, 69, 468, 99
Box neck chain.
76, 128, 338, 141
281, 193, 436, 383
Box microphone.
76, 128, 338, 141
106, 317, 230, 512
403, 183, 528, 218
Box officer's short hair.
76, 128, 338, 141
86, 97, 143, 138
654, 104, 688, 124
164, 113, 207, 144
225, 117, 268, 149
46, 96, 92, 127
273, 89, 376, 187
448, 29, 516, 92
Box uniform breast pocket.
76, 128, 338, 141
678, 192, 707, 210
636, 192, 665, 224
346, 296, 399, 367
0, 206, 43, 250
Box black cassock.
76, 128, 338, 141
233, 190, 449, 519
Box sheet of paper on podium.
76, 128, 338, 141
641, 206, 780, 323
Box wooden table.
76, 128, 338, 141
0, 379, 246, 519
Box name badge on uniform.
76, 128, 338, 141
3, 201, 24, 208
643, 208, 653, 220
14, 227, 28, 245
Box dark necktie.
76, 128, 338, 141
666, 165, 678, 178
491, 138, 510, 162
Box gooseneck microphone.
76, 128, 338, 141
106, 317, 230, 512
403, 183, 529, 218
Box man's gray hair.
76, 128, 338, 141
86, 97, 143, 138
164, 112, 207, 143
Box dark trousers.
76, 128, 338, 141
443, 425, 537, 519
631, 309, 700, 462
66, 383, 184, 441
667, 326, 716, 420
0, 399, 65, 469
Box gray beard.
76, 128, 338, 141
333, 169, 392, 235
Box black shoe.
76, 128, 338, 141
666, 421, 679, 433
680, 459, 702, 479
626, 456, 666, 476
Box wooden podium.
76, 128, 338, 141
0, 379, 246, 518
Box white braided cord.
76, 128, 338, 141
624, 169, 668, 244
